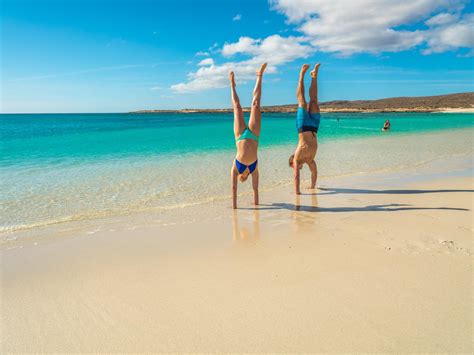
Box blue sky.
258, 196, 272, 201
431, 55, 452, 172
1, 0, 473, 113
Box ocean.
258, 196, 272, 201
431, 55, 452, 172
1, 112, 473, 234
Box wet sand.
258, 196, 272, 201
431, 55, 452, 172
1, 165, 473, 353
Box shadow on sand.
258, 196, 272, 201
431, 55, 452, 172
256, 203, 469, 213
317, 187, 474, 196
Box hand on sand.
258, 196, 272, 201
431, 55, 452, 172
256, 63, 267, 76
310, 63, 321, 78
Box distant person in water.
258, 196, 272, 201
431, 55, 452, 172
289, 63, 321, 195
382, 119, 391, 131
230, 63, 267, 209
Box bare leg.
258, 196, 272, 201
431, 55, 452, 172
309, 63, 320, 114
248, 63, 267, 136
309, 64, 320, 189
297, 64, 310, 110
230, 71, 246, 139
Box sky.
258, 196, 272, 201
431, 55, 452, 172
1, 0, 473, 113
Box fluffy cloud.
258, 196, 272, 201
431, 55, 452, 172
172, 35, 313, 93
172, 0, 473, 93
270, 0, 464, 54
423, 13, 474, 54
222, 37, 259, 57
198, 58, 214, 66
232, 14, 242, 21
425, 12, 458, 26
223, 35, 313, 63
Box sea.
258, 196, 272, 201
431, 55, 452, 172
1, 112, 473, 234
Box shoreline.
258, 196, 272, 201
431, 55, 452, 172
132, 107, 474, 114
131, 92, 474, 114
2, 157, 473, 352
2, 144, 473, 245
2, 127, 473, 243
436, 107, 474, 113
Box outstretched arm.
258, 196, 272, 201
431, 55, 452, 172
293, 161, 301, 195
308, 160, 318, 188
252, 169, 259, 205
231, 166, 238, 209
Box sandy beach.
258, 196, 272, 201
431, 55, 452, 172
438, 107, 474, 113
2, 155, 472, 353
3, 0, 474, 352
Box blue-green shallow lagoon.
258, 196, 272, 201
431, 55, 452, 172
1, 112, 473, 234
2, 112, 473, 166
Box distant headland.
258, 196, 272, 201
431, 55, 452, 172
132, 92, 474, 114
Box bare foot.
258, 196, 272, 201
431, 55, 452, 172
229, 71, 235, 86
300, 64, 310, 77
310, 63, 321, 78
256, 63, 267, 76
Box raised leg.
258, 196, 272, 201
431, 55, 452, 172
297, 64, 310, 110
230, 71, 246, 139
248, 63, 267, 137
309, 63, 320, 114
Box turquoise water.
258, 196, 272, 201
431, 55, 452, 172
2, 112, 473, 166
1, 112, 473, 234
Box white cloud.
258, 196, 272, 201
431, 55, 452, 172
425, 12, 458, 26
423, 13, 474, 54
233, 14, 242, 21
270, 0, 469, 55
172, 35, 313, 93
225, 35, 313, 64
198, 58, 214, 66
172, 0, 473, 93
222, 37, 259, 57
195, 51, 209, 57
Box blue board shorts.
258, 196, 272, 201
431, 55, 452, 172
296, 107, 320, 133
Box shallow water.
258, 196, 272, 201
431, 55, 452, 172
1, 112, 473, 233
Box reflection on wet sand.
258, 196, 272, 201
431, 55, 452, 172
232, 210, 260, 242
292, 192, 318, 232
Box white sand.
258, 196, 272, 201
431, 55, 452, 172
437, 107, 474, 113
1, 160, 473, 352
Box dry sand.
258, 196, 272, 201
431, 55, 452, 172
1, 165, 473, 353
438, 107, 474, 113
